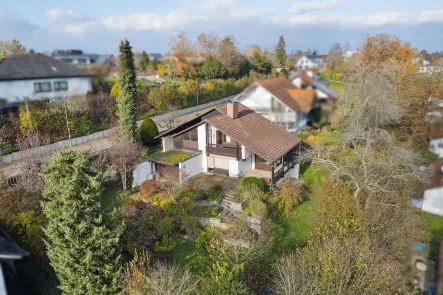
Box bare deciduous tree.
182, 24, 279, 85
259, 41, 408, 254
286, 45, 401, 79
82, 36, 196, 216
124, 250, 199, 295
326, 43, 343, 80
273, 236, 407, 295
108, 135, 142, 190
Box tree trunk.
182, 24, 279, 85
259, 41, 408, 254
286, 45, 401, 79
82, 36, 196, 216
121, 171, 127, 190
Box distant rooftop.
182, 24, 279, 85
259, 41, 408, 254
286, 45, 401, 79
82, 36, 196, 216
0, 53, 92, 81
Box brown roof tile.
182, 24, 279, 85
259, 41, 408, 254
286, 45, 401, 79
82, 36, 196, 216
256, 78, 302, 112
206, 103, 301, 163
287, 88, 316, 112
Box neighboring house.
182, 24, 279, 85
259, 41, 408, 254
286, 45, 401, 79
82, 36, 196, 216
429, 125, 443, 158
289, 70, 338, 101
52, 49, 100, 66
414, 57, 431, 66
343, 50, 359, 60
296, 55, 326, 71
0, 227, 29, 294
423, 158, 443, 216
419, 65, 443, 74
101, 55, 118, 76
152, 101, 302, 185
0, 53, 93, 107
235, 77, 317, 133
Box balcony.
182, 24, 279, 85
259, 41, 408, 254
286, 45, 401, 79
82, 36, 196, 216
206, 143, 240, 159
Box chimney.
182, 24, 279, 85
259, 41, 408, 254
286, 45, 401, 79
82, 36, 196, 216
227, 101, 238, 119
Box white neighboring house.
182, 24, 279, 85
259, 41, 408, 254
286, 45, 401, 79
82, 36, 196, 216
148, 101, 302, 186
235, 77, 317, 133
429, 126, 443, 158
296, 55, 326, 71
52, 49, 99, 65
423, 159, 443, 216
0, 53, 93, 108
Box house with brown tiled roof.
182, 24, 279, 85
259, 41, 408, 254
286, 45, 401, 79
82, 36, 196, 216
290, 70, 338, 101
234, 77, 318, 133
149, 101, 302, 186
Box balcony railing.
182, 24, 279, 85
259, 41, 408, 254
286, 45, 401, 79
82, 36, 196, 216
206, 143, 240, 159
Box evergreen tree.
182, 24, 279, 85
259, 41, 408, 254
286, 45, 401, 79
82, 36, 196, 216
117, 39, 138, 141
42, 150, 122, 294
276, 35, 287, 66
139, 51, 150, 72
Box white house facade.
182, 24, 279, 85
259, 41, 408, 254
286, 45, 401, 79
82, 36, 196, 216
0, 77, 92, 104
296, 55, 326, 71
0, 53, 92, 107
153, 102, 302, 186
423, 158, 443, 217
235, 78, 315, 134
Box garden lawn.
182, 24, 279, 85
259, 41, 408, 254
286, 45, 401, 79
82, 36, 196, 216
151, 150, 194, 164
327, 80, 347, 92
279, 200, 313, 251
421, 211, 443, 259
171, 241, 209, 274
300, 163, 327, 186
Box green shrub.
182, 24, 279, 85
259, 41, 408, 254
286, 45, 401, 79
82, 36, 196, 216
241, 177, 264, 191
238, 177, 264, 201
153, 234, 176, 252
138, 118, 159, 145
246, 199, 267, 219
207, 185, 223, 200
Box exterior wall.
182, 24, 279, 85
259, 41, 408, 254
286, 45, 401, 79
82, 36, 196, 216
197, 124, 208, 172
162, 136, 175, 152
430, 138, 443, 158
0, 77, 92, 103
242, 146, 252, 159
179, 154, 204, 183
423, 187, 443, 216
238, 85, 304, 133
132, 160, 155, 188
228, 154, 253, 177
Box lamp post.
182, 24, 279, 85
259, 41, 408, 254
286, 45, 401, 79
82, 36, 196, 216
196, 78, 204, 108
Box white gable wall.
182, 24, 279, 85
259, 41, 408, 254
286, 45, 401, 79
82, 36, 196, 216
430, 138, 443, 158
423, 187, 443, 216
0, 77, 92, 103
238, 84, 305, 133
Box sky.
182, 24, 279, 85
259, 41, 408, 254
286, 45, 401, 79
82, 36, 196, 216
1, 0, 443, 54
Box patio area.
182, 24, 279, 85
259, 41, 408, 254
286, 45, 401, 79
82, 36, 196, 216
184, 173, 241, 197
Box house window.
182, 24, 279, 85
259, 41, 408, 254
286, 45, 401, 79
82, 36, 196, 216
34, 82, 52, 93
54, 81, 68, 91
255, 154, 268, 164
78, 58, 87, 64
216, 130, 226, 144
183, 129, 198, 141
61, 58, 73, 63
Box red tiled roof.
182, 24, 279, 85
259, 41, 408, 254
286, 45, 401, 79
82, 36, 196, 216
287, 89, 316, 112
256, 78, 302, 112
206, 103, 301, 163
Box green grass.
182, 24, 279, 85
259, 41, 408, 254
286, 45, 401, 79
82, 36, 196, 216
151, 150, 194, 164
300, 163, 326, 186
101, 184, 139, 214
327, 80, 346, 92
279, 200, 313, 251
171, 241, 209, 274
421, 212, 443, 259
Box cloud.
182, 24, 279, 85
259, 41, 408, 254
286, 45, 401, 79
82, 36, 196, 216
45, 8, 90, 24
39, 2, 443, 37
289, 0, 341, 13
0, 10, 38, 33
